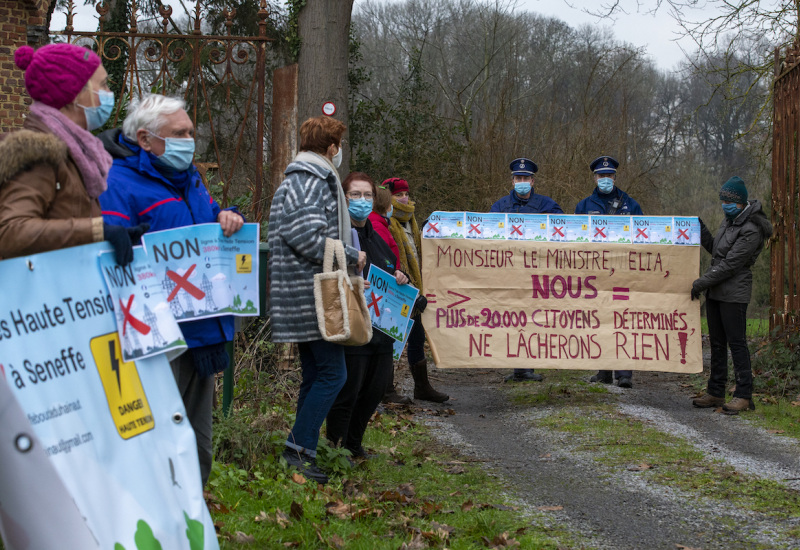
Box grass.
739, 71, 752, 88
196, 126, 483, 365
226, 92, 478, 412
208, 369, 577, 549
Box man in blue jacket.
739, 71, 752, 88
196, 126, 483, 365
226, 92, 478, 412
575, 155, 642, 389
99, 94, 244, 486
491, 157, 563, 382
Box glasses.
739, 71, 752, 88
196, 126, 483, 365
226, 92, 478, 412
347, 192, 373, 200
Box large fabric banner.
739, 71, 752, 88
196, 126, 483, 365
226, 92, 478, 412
421, 238, 702, 372
0, 243, 218, 549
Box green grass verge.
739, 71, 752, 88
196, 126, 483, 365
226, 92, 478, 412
209, 379, 577, 549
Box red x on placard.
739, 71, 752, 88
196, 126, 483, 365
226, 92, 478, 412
635, 228, 648, 239
426, 222, 440, 233
119, 295, 151, 336
677, 228, 689, 240
552, 226, 565, 237
594, 227, 607, 238
468, 224, 481, 234
367, 291, 382, 316
511, 225, 523, 235
167, 264, 206, 301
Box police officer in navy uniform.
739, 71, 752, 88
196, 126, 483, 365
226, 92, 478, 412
575, 155, 642, 388
491, 157, 563, 382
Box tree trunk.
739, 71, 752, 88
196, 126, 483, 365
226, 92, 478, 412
297, 0, 354, 171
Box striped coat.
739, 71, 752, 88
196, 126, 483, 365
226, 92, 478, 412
268, 160, 358, 342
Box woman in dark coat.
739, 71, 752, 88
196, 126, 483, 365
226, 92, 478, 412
691, 176, 772, 414
326, 172, 410, 457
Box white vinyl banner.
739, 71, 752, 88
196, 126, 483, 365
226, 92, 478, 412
0, 243, 218, 549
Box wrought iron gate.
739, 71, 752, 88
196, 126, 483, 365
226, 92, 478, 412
772, 44, 800, 330
60, 0, 275, 222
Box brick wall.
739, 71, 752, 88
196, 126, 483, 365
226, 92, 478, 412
0, 0, 51, 132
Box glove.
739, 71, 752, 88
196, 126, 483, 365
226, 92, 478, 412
698, 218, 706, 232
411, 295, 428, 317
127, 223, 150, 246
103, 223, 134, 266
690, 280, 703, 301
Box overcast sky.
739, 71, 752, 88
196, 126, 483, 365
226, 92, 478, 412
50, 0, 722, 71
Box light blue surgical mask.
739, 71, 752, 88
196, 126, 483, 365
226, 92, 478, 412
385, 205, 393, 219
348, 198, 373, 221
149, 133, 196, 172
597, 177, 614, 194
514, 182, 532, 196
79, 89, 115, 131
722, 202, 743, 219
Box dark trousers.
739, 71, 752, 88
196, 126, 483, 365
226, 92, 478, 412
326, 340, 393, 452
706, 298, 752, 399
407, 314, 426, 365
596, 369, 633, 379
170, 352, 215, 487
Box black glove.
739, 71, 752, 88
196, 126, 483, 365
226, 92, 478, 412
103, 223, 134, 266
690, 280, 703, 301
127, 223, 150, 246
698, 218, 706, 232
412, 295, 428, 316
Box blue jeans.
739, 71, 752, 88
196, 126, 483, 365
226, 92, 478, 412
286, 339, 347, 457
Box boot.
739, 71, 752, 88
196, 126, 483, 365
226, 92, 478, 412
722, 397, 755, 415
589, 370, 613, 384
382, 368, 412, 404
692, 393, 725, 408
410, 359, 449, 403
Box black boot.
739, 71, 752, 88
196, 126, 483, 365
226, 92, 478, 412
382, 367, 412, 404
410, 359, 449, 403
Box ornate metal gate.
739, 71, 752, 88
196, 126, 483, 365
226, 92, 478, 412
60, 0, 275, 222
772, 44, 800, 330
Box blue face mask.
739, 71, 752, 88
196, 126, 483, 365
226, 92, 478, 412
722, 202, 743, 219
79, 89, 115, 131
348, 198, 373, 221
597, 177, 614, 194
149, 133, 196, 172
385, 205, 393, 219
514, 182, 532, 196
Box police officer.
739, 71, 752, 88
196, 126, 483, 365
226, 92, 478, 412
491, 157, 563, 382
575, 155, 642, 389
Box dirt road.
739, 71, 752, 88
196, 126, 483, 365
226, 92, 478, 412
399, 367, 800, 549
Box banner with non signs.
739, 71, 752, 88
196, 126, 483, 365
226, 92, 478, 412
421, 237, 701, 372
0, 242, 219, 549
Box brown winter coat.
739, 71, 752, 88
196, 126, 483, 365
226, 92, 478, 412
0, 114, 104, 259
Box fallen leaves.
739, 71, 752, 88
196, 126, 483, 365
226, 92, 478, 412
482, 531, 521, 548
627, 462, 653, 472
291, 472, 306, 485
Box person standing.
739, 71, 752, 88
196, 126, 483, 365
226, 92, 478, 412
575, 155, 642, 389
490, 157, 563, 382
370, 183, 413, 404
691, 177, 772, 414
99, 94, 244, 486
0, 44, 145, 264
326, 172, 410, 456
385, 177, 449, 403
267, 116, 366, 484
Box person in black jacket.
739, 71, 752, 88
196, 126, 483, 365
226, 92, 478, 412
691, 176, 772, 414
326, 172, 410, 458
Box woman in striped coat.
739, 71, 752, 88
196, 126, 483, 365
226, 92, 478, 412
268, 116, 365, 485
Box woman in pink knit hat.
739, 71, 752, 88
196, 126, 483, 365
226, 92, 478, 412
0, 43, 147, 264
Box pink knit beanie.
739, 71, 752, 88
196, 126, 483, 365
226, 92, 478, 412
14, 44, 102, 109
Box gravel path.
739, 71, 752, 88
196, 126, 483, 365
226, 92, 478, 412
400, 368, 800, 549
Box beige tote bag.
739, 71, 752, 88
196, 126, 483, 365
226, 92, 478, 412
313, 238, 373, 346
